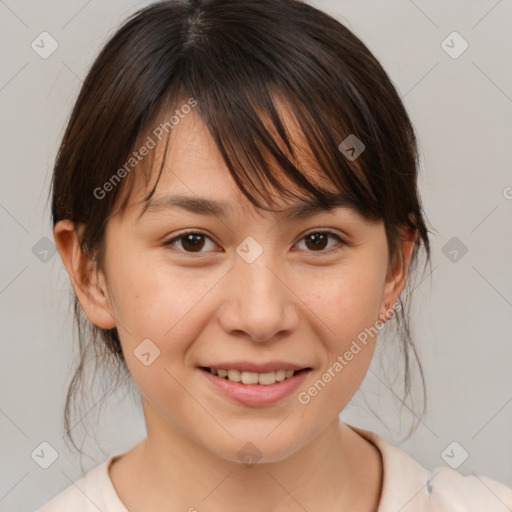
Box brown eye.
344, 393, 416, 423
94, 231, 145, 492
297, 231, 344, 253
164, 231, 216, 253
164, 230, 345, 255
305, 233, 329, 251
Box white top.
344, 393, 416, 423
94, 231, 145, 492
35, 425, 512, 511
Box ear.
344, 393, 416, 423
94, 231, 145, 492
53, 219, 116, 329
379, 226, 417, 322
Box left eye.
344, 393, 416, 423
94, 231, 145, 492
295, 231, 344, 253
164, 230, 344, 254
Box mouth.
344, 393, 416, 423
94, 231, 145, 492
198, 365, 313, 406
199, 366, 312, 386
199, 366, 311, 386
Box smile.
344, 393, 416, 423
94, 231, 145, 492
201, 367, 308, 385
198, 366, 312, 407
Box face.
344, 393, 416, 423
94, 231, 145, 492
61, 105, 411, 465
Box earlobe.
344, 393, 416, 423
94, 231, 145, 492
379, 228, 417, 321
53, 219, 116, 329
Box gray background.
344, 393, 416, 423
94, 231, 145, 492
1, 0, 511, 510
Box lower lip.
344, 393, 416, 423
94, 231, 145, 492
198, 368, 311, 407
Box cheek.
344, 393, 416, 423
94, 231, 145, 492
106, 251, 223, 347
293, 263, 385, 415
106, 259, 215, 400
297, 256, 386, 344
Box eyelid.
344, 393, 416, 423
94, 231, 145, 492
164, 228, 348, 255
300, 227, 346, 241
164, 229, 220, 253
293, 228, 347, 254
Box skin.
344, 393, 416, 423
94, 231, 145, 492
54, 104, 416, 512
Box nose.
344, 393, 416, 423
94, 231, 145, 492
217, 252, 300, 343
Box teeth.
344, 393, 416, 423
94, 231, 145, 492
241, 372, 259, 385
275, 369, 286, 381
227, 369, 241, 382
209, 368, 298, 385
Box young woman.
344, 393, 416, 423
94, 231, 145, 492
36, 0, 512, 510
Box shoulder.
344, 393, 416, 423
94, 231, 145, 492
425, 466, 512, 511
347, 424, 512, 512
33, 456, 128, 512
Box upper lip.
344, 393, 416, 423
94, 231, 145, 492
199, 361, 311, 373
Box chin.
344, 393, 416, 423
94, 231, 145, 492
206, 434, 303, 467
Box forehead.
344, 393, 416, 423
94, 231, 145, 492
123, 97, 342, 215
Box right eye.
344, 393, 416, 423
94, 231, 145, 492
163, 230, 219, 254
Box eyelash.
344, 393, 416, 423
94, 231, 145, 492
163, 229, 346, 255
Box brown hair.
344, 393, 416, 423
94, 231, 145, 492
51, 0, 433, 454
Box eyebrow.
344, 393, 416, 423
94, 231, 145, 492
138, 193, 355, 221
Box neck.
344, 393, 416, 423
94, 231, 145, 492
112, 402, 382, 512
